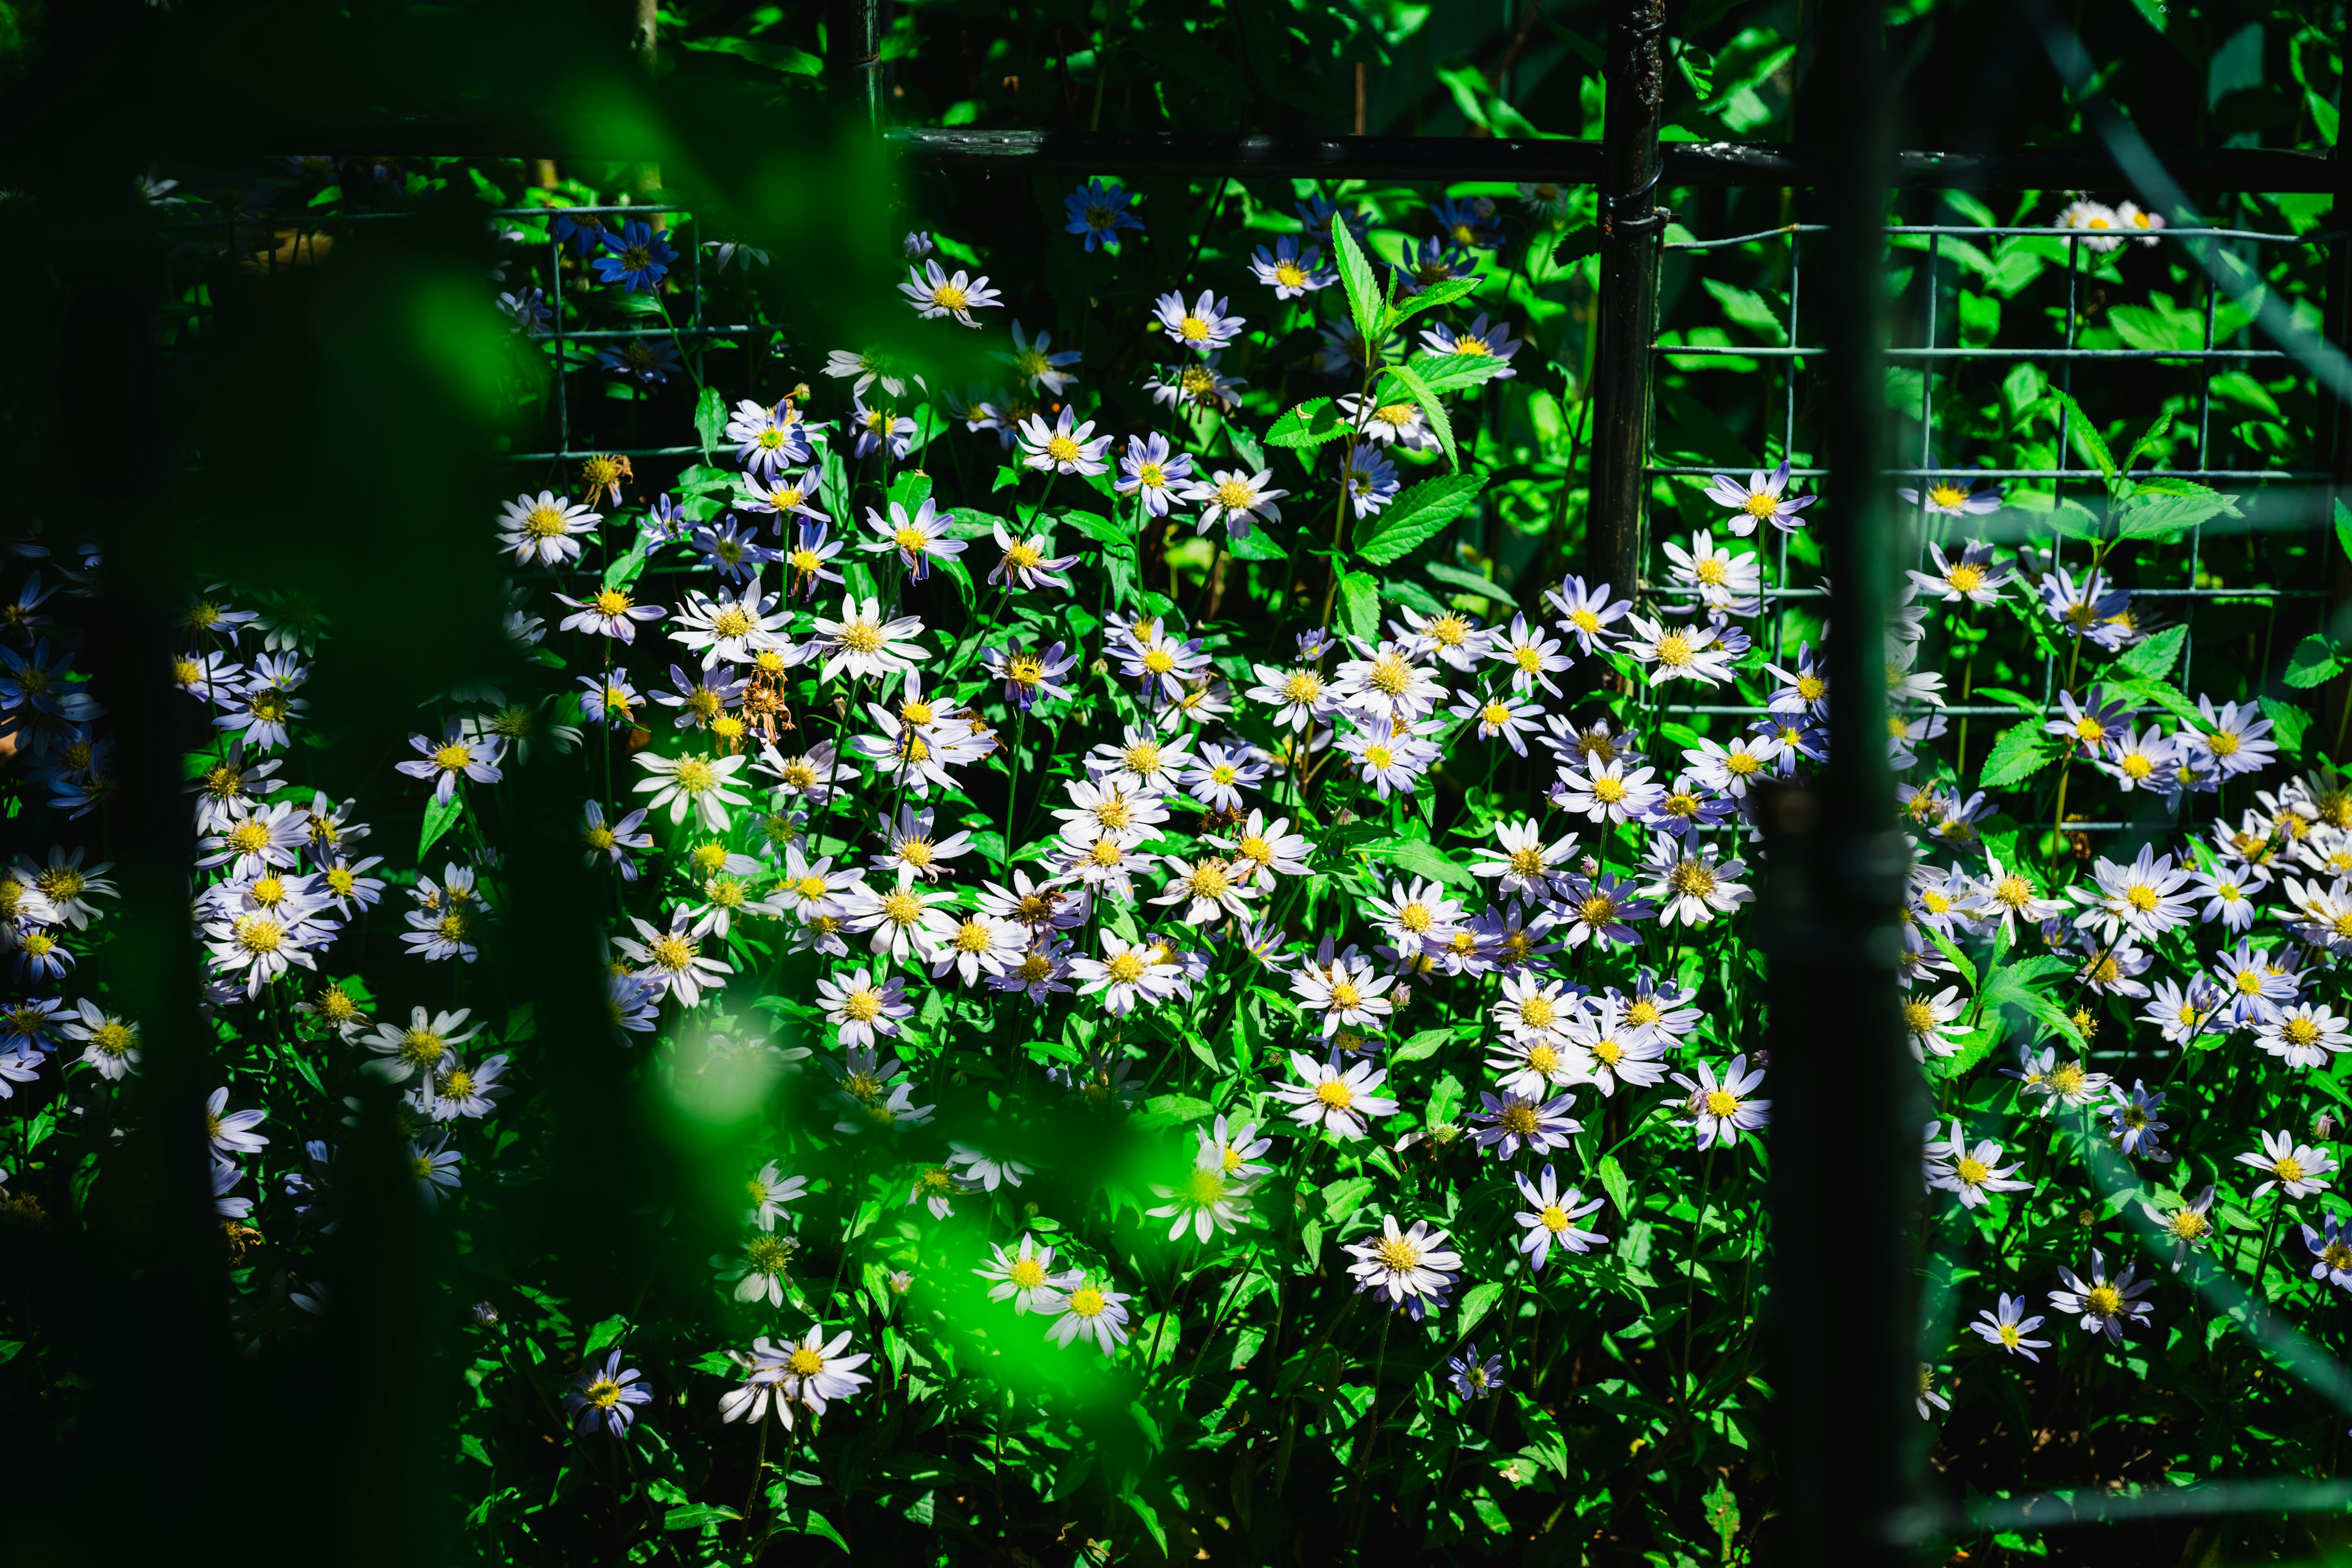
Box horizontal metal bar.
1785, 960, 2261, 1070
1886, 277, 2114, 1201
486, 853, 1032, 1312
501, 445, 706, 461
1649, 584, 2318, 602
1669, 222, 2325, 251
1646, 466, 2331, 480
1657, 344, 2290, 361
888, 129, 2342, 192
554, 326, 757, 342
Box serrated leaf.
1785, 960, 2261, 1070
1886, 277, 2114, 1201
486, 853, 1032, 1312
1926, 927, 1978, 991
2286, 635, 2350, 690
1354, 473, 1485, 567
2116, 491, 2237, 541
1393, 351, 1512, 398
1340, 570, 1382, 642
2053, 390, 2116, 482
1362, 835, 1476, 889
1385, 274, 1481, 328
1265, 398, 1348, 449
2113, 624, 2187, 680
2338, 500, 2352, 568
2260, 696, 2313, 761
420, 791, 465, 860
1977, 722, 2062, 791
1332, 214, 1384, 350
1379, 361, 1458, 467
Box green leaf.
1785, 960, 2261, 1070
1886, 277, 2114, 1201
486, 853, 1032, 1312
1596, 1154, 1635, 1218
1265, 398, 1348, 450
419, 791, 465, 860
1228, 424, 1267, 472
1425, 559, 1505, 605
1392, 351, 1512, 398
1322, 1175, 1375, 1223
1454, 1280, 1507, 1336
693, 384, 725, 459
2113, 624, 2187, 681
1362, 836, 1476, 890
2286, 635, 2351, 690
1340, 570, 1382, 642
1139, 1093, 1214, 1128
1426, 1072, 1464, 1129
1224, 526, 1287, 561
602, 529, 654, 594
1378, 361, 1458, 467
582, 1313, 629, 1356
1058, 510, 1131, 551
2109, 672, 2201, 726
2115, 491, 2237, 541
1977, 722, 2063, 791
2337, 500, 2352, 567
1700, 276, 1789, 342
1393, 1028, 1452, 1063
888, 469, 932, 514
1123, 1493, 1169, 1559
1926, 927, 1978, 991
1385, 274, 1481, 328
2260, 696, 2314, 761
1381, 575, 1446, 616
1353, 473, 1485, 567
2052, 391, 2116, 483
666, 1505, 744, 1530
1331, 213, 1383, 350
1980, 963, 2084, 1050
2120, 409, 2174, 473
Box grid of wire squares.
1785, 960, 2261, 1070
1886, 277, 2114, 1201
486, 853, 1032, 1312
1645, 217, 2337, 815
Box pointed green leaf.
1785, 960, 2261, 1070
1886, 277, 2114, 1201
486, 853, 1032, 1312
693, 384, 726, 458
1378, 361, 1457, 467
2285, 634, 2350, 690
1265, 398, 1349, 450
1977, 722, 2064, 791
1353, 473, 1485, 567
1332, 214, 1383, 350
1385, 274, 1482, 328
420, 791, 465, 860
1340, 570, 1382, 642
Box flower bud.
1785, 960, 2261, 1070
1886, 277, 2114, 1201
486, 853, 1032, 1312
471, 1300, 500, 1328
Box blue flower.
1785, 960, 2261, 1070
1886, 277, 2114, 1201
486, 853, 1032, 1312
595, 337, 683, 385
1063, 179, 1143, 252
592, 219, 676, 293
550, 210, 609, 258
1431, 195, 1503, 251
1296, 194, 1370, 247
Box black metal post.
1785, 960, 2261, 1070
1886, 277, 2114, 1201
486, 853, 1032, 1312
1760, 0, 1926, 1560
1587, 0, 1667, 603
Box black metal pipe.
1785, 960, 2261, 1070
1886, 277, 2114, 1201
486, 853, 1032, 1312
1758, 0, 1927, 1559
1586, 0, 1667, 606
885, 128, 2339, 192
